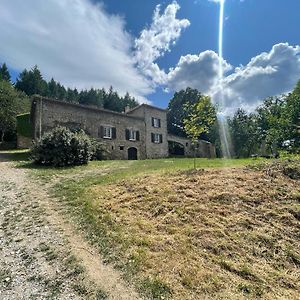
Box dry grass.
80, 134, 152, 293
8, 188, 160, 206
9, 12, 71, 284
84, 166, 300, 299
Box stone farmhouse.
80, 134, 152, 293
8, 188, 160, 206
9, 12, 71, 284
19, 96, 216, 160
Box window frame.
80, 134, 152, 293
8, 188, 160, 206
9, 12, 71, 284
153, 133, 161, 144
152, 117, 161, 128
129, 130, 137, 141
103, 126, 113, 139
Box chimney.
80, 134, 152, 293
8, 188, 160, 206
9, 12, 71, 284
124, 106, 130, 113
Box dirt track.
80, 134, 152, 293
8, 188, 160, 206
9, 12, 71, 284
0, 158, 141, 300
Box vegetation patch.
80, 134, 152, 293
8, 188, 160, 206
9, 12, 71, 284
46, 159, 300, 299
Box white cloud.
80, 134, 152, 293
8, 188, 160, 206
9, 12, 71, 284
167, 50, 232, 93
164, 43, 300, 113
219, 43, 300, 112
135, 1, 190, 84
0, 0, 152, 102
0, 1, 297, 113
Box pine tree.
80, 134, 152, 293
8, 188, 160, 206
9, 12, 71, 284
0, 63, 11, 82
15, 65, 47, 96
48, 78, 58, 98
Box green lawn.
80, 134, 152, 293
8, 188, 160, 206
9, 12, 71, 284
24, 156, 264, 184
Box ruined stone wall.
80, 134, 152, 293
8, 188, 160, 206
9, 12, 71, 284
32, 97, 147, 160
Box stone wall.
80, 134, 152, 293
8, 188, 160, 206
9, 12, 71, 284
17, 136, 32, 149
167, 134, 216, 158
127, 105, 169, 159
32, 96, 147, 160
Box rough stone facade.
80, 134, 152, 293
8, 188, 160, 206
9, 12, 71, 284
29, 96, 216, 160
17, 136, 32, 149
167, 134, 216, 158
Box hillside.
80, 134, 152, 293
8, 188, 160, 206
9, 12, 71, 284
44, 158, 300, 300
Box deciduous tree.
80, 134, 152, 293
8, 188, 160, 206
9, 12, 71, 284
183, 96, 216, 168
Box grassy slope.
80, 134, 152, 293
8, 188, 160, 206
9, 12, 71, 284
26, 157, 300, 299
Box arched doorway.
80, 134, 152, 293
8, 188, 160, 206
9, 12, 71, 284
128, 147, 138, 160
168, 141, 185, 156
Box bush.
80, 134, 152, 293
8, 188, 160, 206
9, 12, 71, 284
31, 127, 92, 167
90, 139, 108, 161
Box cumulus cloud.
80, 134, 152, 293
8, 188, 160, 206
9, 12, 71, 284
219, 43, 300, 112
165, 43, 300, 113
135, 1, 190, 84
167, 50, 232, 93
0, 0, 152, 101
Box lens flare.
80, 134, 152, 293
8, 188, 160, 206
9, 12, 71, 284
217, 0, 232, 158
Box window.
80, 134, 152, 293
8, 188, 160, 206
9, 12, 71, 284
100, 126, 116, 139
151, 133, 163, 144
103, 126, 112, 139
120, 146, 124, 150
125, 129, 140, 141
129, 130, 136, 141
152, 117, 161, 128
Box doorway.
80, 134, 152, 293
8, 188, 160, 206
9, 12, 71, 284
128, 147, 138, 160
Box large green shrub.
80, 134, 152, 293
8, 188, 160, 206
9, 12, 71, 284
31, 127, 92, 167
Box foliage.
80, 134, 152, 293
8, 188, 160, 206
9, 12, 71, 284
15, 65, 48, 96
255, 96, 287, 153
228, 109, 259, 157
282, 80, 300, 149
183, 96, 217, 144
228, 80, 300, 157
16, 113, 32, 138
0, 80, 30, 142
31, 127, 93, 167
167, 88, 203, 137
90, 139, 108, 161
183, 96, 217, 167
0, 63, 11, 82
14, 64, 138, 113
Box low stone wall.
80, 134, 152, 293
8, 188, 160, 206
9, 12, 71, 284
17, 136, 32, 149
167, 134, 216, 158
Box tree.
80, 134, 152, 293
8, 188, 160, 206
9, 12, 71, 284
15, 65, 48, 96
282, 80, 300, 150
167, 88, 203, 137
48, 78, 58, 98
0, 81, 30, 142
183, 96, 217, 168
0, 63, 11, 82
228, 109, 259, 157
255, 96, 286, 155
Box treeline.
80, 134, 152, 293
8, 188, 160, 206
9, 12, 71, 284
228, 82, 300, 157
167, 83, 300, 157
9, 64, 139, 113
0, 62, 139, 143
0, 63, 30, 143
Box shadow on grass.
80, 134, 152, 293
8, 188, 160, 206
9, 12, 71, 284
0, 150, 31, 162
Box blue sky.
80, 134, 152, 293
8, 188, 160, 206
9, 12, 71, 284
1, 0, 299, 112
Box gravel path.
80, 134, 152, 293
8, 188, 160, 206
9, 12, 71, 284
0, 159, 141, 300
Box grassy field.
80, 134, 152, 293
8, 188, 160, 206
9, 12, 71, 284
13, 156, 300, 299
